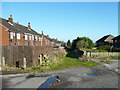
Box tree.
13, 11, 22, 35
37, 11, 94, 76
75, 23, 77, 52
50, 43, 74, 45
67, 40, 71, 47
71, 37, 94, 50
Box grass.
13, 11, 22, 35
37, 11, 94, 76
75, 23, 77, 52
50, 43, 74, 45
31, 57, 100, 72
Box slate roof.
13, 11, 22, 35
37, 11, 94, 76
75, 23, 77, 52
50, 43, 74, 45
96, 34, 115, 43
0, 17, 41, 36
112, 35, 120, 40
0, 17, 64, 44
44, 35, 64, 44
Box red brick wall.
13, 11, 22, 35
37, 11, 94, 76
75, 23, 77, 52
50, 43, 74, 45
0, 24, 9, 46
1, 24, 51, 46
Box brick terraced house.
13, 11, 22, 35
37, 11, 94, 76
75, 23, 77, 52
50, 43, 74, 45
0, 15, 54, 46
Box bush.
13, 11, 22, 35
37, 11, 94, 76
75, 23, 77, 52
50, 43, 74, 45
112, 48, 120, 52
98, 45, 111, 52
66, 50, 84, 58
32, 66, 41, 70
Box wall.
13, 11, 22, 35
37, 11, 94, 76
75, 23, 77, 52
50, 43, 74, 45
1, 25, 9, 46
2, 46, 53, 67
1, 46, 66, 68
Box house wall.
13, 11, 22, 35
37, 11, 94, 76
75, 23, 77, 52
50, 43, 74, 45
96, 41, 113, 47
0, 25, 9, 46
1, 24, 54, 46
113, 39, 120, 48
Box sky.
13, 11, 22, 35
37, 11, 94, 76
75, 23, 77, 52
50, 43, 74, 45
1, 2, 118, 42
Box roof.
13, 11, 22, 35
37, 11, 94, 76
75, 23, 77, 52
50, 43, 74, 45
0, 17, 64, 44
44, 35, 64, 44
112, 35, 120, 40
0, 17, 41, 36
96, 34, 115, 43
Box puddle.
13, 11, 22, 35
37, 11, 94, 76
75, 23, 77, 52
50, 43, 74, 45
87, 74, 96, 76
38, 76, 60, 88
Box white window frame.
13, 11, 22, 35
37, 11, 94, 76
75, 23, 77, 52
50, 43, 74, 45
10, 32, 13, 39
13, 32, 15, 36
32, 35, 34, 40
29, 35, 32, 40
35, 36, 38, 41
39, 37, 41, 41
25, 34, 28, 40
17, 33, 20, 39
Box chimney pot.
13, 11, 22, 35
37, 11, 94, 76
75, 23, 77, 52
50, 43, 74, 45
28, 22, 31, 29
8, 14, 13, 23
10, 15, 12, 18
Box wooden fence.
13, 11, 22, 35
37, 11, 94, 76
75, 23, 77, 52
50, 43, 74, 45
1, 45, 54, 68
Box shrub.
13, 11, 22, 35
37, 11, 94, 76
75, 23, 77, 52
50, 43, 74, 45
98, 45, 111, 52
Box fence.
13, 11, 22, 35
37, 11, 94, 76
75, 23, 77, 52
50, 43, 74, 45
1, 45, 54, 68
86, 52, 119, 57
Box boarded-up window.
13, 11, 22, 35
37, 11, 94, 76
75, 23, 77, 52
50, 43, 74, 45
10, 32, 13, 39
17, 33, 20, 39
25, 35, 28, 40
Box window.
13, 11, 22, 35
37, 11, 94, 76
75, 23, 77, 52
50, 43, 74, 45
115, 40, 117, 43
32, 35, 34, 40
29, 35, 32, 40
39, 37, 41, 41
10, 32, 13, 39
35, 36, 38, 41
25, 35, 27, 40
13, 32, 15, 36
17, 33, 20, 39
46, 40, 50, 45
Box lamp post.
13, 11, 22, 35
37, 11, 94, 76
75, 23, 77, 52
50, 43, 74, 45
110, 45, 113, 52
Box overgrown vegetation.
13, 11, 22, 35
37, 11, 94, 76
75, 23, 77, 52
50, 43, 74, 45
65, 37, 94, 58
95, 54, 120, 60
97, 45, 120, 52
31, 57, 99, 72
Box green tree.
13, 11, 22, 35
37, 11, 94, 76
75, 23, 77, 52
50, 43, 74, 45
71, 37, 80, 50
67, 40, 71, 47
71, 37, 94, 50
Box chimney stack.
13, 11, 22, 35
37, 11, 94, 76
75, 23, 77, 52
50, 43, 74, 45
8, 14, 13, 23
28, 22, 31, 29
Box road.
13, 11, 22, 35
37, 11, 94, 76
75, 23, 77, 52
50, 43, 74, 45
1, 60, 119, 89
